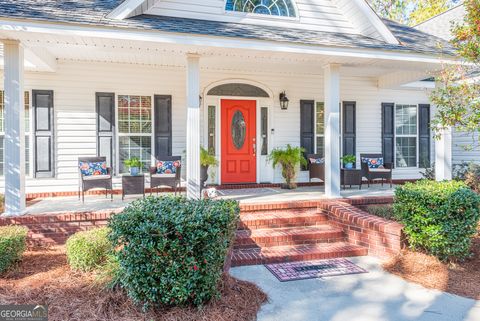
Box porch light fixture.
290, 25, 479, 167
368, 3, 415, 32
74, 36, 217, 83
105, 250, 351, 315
199, 95, 203, 107
279, 91, 289, 110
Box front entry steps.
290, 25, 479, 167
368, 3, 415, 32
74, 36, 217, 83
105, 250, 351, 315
232, 205, 368, 267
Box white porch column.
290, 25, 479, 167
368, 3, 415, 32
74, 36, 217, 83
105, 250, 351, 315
324, 64, 341, 198
435, 126, 453, 181
3, 40, 25, 215
186, 54, 201, 199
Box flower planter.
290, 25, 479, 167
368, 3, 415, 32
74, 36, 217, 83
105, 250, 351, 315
129, 167, 140, 176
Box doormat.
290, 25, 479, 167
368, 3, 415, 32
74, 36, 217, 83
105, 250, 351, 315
265, 258, 368, 282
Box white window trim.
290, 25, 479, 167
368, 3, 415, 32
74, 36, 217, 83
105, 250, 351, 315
0, 90, 33, 177
314, 101, 325, 156
394, 104, 419, 169
115, 94, 155, 175
223, 0, 299, 21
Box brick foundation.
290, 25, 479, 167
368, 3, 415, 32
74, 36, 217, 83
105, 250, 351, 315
319, 201, 403, 257
0, 197, 402, 257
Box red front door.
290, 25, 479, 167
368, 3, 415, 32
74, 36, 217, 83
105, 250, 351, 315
221, 99, 257, 184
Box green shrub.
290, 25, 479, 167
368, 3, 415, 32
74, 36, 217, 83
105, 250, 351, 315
394, 180, 480, 261
108, 196, 240, 308
364, 204, 398, 221
0, 225, 28, 273
66, 227, 112, 271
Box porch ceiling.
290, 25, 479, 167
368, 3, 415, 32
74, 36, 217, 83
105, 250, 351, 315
0, 29, 442, 80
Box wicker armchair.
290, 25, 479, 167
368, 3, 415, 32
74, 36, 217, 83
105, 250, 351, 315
78, 157, 113, 203
307, 154, 325, 183
149, 156, 182, 195
360, 153, 393, 187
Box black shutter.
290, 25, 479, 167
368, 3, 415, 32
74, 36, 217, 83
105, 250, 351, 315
342, 101, 356, 165
418, 104, 431, 168
382, 102, 395, 167
33, 90, 54, 178
154, 95, 172, 158
96, 93, 115, 172
300, 100, 315, 170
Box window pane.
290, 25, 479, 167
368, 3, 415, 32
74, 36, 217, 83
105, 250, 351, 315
316, 136, 325, 158
261, 107, 268, 155
119, 136, 152, 173
316, 102, 324, 135
225, 0, 296, 17
0, 91, 30, 176
208, 106, 216, 155
395, 105, 417, 135
396, 137, 417, 167
117, 95, 152, 134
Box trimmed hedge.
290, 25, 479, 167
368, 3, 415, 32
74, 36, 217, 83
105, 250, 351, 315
0, 225, 28, 273
109, 196, 240, 308
66, 227, 112, 271
394, 180, 480, 261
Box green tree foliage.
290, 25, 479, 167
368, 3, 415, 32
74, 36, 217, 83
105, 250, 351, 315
368, 0, 459, 26
368, 0, 411, 24
410, 0, 457, 26
430, 0, 480, 149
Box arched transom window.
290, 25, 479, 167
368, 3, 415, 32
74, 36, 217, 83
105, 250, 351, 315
225, 0, 297, 17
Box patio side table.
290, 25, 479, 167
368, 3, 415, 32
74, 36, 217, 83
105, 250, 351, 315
122, 174, 145, 200
341, 169, 362, 190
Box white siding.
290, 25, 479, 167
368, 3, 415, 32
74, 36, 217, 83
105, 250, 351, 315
0, 60, 431, 193
453, 130, 480, 164
145, 0, 358, 34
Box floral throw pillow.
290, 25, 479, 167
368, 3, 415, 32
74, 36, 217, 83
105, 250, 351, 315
156, 160, 181, 174
79, 161, 108, 176
361, 157, 384, 169
309, 158, 325, 164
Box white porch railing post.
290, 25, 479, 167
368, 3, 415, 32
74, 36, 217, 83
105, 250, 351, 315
435, 126, 453, 181
324, 64, 341, 198
3, 40, 26, 215
186, 54, 201, 199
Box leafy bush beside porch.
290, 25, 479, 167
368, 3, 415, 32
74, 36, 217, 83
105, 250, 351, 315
108, 196, 240, 309
0, 225, 28, 273
394, 180, 480, 261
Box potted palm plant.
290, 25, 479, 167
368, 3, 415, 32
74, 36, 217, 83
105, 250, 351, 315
200, 147, 218, 187
124, 157, 142, 176
268, 144, 306, 189
341, 154, 356, 169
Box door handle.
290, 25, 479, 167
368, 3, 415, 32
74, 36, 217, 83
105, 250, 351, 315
253, 143, 256, 156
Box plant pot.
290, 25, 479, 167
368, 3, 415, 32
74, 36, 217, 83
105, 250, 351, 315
129, 167, 140, 176
200, 165, 209, 188
281, 183, 297, 190
345, 163, 354, 169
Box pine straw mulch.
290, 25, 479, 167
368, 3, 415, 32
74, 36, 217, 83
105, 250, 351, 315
0, 246, 267, 321
383, 233, 480, 300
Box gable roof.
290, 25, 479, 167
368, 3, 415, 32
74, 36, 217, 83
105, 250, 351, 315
414, 4, 466, 41
0, 0, 456, 56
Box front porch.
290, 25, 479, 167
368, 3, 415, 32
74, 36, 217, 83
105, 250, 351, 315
0, 20, 454, 215
23, 184, 395, 215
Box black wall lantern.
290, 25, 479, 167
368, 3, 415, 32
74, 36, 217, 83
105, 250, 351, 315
279, 91, 289, 110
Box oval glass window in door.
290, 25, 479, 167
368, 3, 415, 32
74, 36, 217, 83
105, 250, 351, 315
231, 110, 246, 150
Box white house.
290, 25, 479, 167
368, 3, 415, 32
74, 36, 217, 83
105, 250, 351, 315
0, 0, 459, 215
415, 4, 480, 166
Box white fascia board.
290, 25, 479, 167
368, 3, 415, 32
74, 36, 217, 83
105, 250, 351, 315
0, 18, 460, 65
107, 0, 147, 20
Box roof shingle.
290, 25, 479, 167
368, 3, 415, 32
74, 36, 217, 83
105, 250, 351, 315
0, 0, 456, 56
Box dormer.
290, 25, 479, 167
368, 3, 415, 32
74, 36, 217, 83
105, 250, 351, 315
108, 0, 399, 44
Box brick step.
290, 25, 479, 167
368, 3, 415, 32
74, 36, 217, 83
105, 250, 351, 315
231, 242, 368, 267
234, 225, 345, 249
239, 208, 327, 230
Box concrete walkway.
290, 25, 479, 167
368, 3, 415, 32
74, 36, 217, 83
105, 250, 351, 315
230, 257, 480, 321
